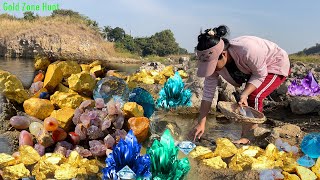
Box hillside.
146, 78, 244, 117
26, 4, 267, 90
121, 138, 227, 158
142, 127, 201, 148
0, 14, 139, 62
289, 43, 320, 63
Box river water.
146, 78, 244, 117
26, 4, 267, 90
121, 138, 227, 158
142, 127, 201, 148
0, 57, 243, 179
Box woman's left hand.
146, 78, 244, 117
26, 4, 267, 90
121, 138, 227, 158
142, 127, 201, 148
238, 95, 248, 106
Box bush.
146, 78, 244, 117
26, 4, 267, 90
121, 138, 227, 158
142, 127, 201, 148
23, 11, 38, 21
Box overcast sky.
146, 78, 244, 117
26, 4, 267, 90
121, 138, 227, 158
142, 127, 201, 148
3, 0, 320, 54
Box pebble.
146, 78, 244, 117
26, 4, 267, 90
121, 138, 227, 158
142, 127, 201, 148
10, 116, 30, 130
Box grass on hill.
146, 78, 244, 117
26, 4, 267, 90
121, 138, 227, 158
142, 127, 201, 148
289, 54, 320, 63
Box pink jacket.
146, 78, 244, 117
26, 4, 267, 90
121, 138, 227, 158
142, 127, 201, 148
202, 36, 290, 102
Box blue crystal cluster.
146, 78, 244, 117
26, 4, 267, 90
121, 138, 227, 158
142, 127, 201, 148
102, 130, 151, 180
156, 72, 192, 110
300, 132, 320, 158
129, 87, 155, 118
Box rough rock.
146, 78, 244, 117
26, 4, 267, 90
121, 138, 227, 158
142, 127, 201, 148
128, 117, 150, 143
67, 72, 96, 96
43, 63, 63, 92
276, 80, 291, 95
80, 64, 91, 72
34, 56, 50, 71
90, 65, 104, 77
290, 96, 320, 114
123, 102, 144, 118
218, 77, 237, 102
57, 61, 81, 77
23, 98, 54, 120
50, 91, 85, 109
271, 124, 304, 146
0, 70, 29, 103
50, 108, 75, 131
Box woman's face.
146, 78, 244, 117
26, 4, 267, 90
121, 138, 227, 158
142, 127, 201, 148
215, 51, 228, 71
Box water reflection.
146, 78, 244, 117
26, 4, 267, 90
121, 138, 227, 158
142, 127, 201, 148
0, 58, 35, 88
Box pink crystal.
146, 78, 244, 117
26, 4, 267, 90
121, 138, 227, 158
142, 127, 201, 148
54, 146, 67, 156
56, 141, 73, 150
29, 81, 43, 94
100, 119, 112, 131
89, 140, 106, 156
87, 125, 104, 140
72, 108, 83, 125
80, 113, 91, 127
95, 98, 105, 109
66, 150, 72, 157
75, 124, 87, 140
10, 116, 30, 130
113, 129, 127, 141
34, 143, 45, 156
104, 134, 115, 149
74, 146, 92, 158
113, 115, 124, 129
79, 100, 94, 110
106, 99, 122, 115
19, 130, 33, 147
88, 111, 98, 120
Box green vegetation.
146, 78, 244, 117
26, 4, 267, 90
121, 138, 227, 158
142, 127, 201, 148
23, 11, 39, 21
289, 54, 320, 63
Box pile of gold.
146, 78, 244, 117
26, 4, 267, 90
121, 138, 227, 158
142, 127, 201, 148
190, 138, 319, 179
0, 145, 102, 180
127, 66, 188, 87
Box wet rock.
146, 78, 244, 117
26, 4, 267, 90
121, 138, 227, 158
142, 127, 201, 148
57, 61, 81, 77
290, 96, 320, 114
123, 102, 144, 118
23, 98, 54, 120
68, 72, 96, 96
271, 124, 304, 146
50, 91, 85, 109
0, 70, 29, 103
43, 62, 63, 92
50, 108, 75, 131
34, 56, 50, 71
128, 117, 150, 143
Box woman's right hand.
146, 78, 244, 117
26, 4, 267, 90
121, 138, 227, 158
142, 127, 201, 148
190, 122, 206, 141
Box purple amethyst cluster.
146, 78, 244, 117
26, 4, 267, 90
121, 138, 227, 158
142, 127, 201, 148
288, 71, 320, 96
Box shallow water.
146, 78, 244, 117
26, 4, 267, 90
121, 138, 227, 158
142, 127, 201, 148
0, 58, 35, 88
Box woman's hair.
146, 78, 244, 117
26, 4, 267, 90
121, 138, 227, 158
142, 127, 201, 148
196, 25, 230, 52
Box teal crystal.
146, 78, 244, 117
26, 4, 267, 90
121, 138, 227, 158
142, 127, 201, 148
93, 76, 129, 104
300, 133, 320, 158
297, 155, 315, 168
129, 87, 155, 118
156, 72, 192, 110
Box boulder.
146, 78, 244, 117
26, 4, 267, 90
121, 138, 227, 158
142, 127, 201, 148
0, 70, 29, 103
67, 72, 96, 96
50, 108, 75, 131
276, 80, 291, 95
128, 117, 150, 143
50, 91, 85, 109
57, 61, 81, 77
34, 56, 50, 71
23, 98, 54, 120
123, 102, 144, 118
43, 63, 63, 92
290, 96, 320, 114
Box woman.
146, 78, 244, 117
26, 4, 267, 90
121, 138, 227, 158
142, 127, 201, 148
190, 25, 290, 144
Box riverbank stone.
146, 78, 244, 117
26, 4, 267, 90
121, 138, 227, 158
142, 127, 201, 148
43, 63, 63, 92
57, 61, 81, 77
23, 98, 54, 120
34, 56, 50, 71
0, 70, 29, 103
50, 91, 85, 109
68, 72, 96, 96
50, 108, 75, 131
290, 96, 320, 114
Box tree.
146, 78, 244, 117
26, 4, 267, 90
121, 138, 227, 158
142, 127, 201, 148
150, 30, 179, 56
23, 11, 38, 21
103, 26, 125, 42
51, 9, 81, 18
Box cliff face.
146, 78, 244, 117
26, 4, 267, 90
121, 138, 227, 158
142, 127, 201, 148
0, 16, 117, 61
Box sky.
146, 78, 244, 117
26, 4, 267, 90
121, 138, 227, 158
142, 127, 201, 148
2, 0, 320, 54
